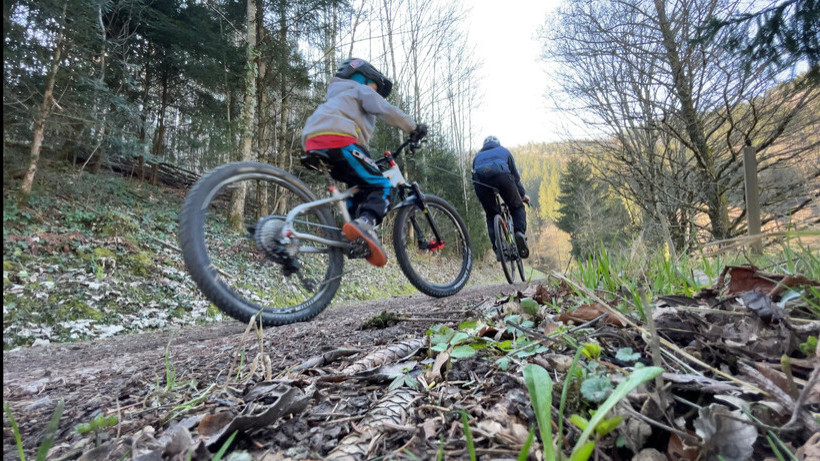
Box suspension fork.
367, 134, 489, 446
407, 182, 444, 245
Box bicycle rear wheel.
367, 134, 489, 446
178, 162, 344, 326
393, 195, 472, 297
494, 215, 515, 284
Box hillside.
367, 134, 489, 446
2, 153, 511, 349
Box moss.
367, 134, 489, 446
92, 247, 117, 259
362, 310, 403, 330
57, 299, 103, 321
129, 251, 154, 276
205, 304, 221, 318
99, 210, 139, 236
3, 260, 21, 272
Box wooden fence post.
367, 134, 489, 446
742, 142, 763, 254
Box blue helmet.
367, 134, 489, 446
336, 58, 393, 98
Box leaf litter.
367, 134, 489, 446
2, 265, 819, 460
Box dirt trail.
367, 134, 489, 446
3, 282, 523, 458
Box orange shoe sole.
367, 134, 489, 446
342, 223, 387, 267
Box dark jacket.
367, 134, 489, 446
472, 141, 527, 197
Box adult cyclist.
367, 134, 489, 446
472, 136, 530, 261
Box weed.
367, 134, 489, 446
523, 364, 555, 460
460, 410, 477, 461
212, 430, 239, 461
3, 399, 65, 461
4, 401, 25, 461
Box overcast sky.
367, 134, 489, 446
463, 0, 569, 148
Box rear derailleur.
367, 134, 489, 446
250, 217, 315, 291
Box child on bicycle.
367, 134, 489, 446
302, 58, 427, 267
472, 136, 530, 260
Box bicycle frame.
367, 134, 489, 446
279, 139, 444, 252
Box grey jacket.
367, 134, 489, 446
302, 77, 416, 148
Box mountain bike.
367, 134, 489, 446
491, 189, 526, 284
178, 137, 473, 326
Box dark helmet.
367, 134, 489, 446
336, 58, 393, 98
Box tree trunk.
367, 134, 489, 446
229, 0, 258, 230
652, 0, 730, 239
20, 2, 68, 199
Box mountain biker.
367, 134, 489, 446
472, 136, 530, 260
301, 57, 427, 267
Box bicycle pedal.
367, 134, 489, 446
347, 238, 371, 259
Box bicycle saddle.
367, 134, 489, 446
300, 150, 332, 170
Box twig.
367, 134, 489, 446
783, 362, 820, 431
224, 314, 258, 389
642, 291, 668, 409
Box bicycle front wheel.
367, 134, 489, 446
393, 195, 472, 297
178, 162, 344, 326
494, 215, 515, 284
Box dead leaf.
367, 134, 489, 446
425, 351, 450, 383
717, 265, 820, 298
197, 412, 234, 437
559, 303, 626, 326
542, 320, 561, 336
693, 404, 757, 461
546, 354, 574, 373
633, 448, 666, 461
618, 417, 651, 453
422, 418, 440, 439
206, 384, 309, 448
796, 432, 820, 460
753, 363, 795, 398
739, 291, 784, 324
667, 431, 699, 461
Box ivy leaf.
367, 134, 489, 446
580, 376, 613, 403
615, 347, 641, 362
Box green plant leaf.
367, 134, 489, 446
580, 375, 613, 403
496, 357, 511, 370
4, 401, 25, 461
615, 347, 641, 362
523, 364, 555, 461
212, 430, 238, 461
451, 345, 477, 359
569, 441, 595, 461
517, 426, 535, 461
521, 297, 540, 315
572, 366, 663, 455
594, 416, 624, 436
458, 320, 478, 330
450, 332, 471, 345
569, 414, 589, 430
461, 410, 476, 461
798, 336, 817, 357
36, 400, 64, 461
581, 342, 602, 360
